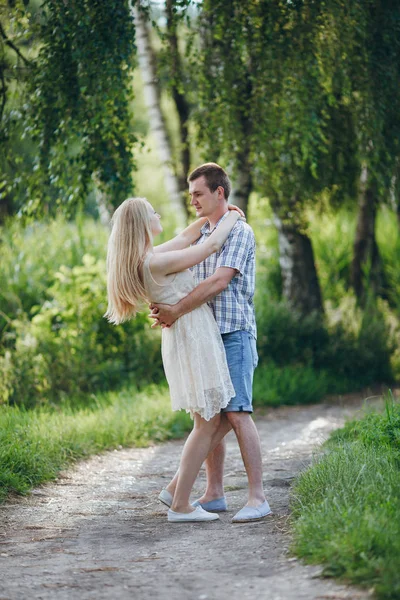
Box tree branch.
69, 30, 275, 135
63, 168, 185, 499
0, 63, 6, 124
0, 20, 31, 66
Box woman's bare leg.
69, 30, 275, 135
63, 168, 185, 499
170, 413, 223, 513
166, 414, 232, 501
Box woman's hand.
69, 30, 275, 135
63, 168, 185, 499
227, 203, 246, 219
149, 302, 178, 328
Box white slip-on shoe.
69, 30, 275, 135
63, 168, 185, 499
168, 506, 220, 523
158, 489, 173, 507
232, 500, 272, 523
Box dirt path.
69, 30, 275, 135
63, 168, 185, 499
0, 395, 378, 600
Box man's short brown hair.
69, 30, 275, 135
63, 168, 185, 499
188, 163, 231, 200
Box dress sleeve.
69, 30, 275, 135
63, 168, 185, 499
216, 223, 255, 276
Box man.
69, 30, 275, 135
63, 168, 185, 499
152, 163, 271, 522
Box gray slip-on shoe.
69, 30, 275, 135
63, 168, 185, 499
232, 500, 272, 523
158, 489, 173, 507
168, 506, 220, 523
192, 496, 228, 512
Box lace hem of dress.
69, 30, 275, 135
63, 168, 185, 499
173, 383, 234, 422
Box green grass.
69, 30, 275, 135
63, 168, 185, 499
0, 384, 191, 503
291, 394, 400, 599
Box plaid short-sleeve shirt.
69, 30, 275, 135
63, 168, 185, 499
191, 212, 257, 339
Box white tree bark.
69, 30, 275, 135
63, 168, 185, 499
272, 210, 324, 315
92, 173, 112, 227
131, 4, 187, 229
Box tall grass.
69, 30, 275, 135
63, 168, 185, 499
291, 394, 400, 599
0, 384, 191, 502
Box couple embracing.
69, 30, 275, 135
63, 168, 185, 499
105, 162, 271, 524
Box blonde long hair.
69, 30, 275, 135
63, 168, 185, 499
104, 197, 153, 324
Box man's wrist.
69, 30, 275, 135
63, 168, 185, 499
173, 301, 184, 320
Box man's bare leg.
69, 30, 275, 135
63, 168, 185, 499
195, 439, 226, 503
196, 413, 265, 506
226, 412, 265, 506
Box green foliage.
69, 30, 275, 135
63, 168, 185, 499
253, 363, 334, 408
189, 0, 400, 244
190, 1, 359, 223
378, 208, 400, 313
0, 218, 164, 407
252, 203, 396, 405
0, 384, 192, 502
291, 397, 400, 599
1, 0, 137, 219
252, 203, 400, 406
308, 207, 355, 304
253, 209, 396, 402
330, 394, 400, 450
251, 194, 282, 301
0, 216, 107, 329
29, 0, 137, 213
256, 296, 393, 393
0, 1, 38, 220
2, 256, 161, 406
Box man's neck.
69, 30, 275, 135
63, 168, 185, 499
208, 204, 228, 230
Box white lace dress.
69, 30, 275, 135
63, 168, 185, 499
142, 253, 234, 421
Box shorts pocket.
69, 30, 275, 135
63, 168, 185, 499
249, 334, 258, 369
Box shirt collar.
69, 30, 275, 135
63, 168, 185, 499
200, 211, 230, 235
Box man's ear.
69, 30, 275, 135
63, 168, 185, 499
217, 185, 225, 201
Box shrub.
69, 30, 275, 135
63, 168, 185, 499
255, 295, 394, 400
1, 254, 163, 407
0, 216, 108, 339
253, 363, 334, 407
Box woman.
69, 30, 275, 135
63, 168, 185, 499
105, 197, 242, 522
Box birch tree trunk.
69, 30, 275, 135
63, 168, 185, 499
91, 173, 112, 226
272, 201, 324, 316
351, 166, 385, 302
165, 0, 191, 213
94, 188, 112, 227
132, 5, 187, 229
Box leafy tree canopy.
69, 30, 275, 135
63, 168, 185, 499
1, 0, 137, 218
189, 0, 400, 224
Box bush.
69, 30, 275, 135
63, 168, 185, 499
0, 218, 165, 407
254, 295, 394, 403
0, 216, 108, 339
253, 363, 334, 407
1, 254, 163, 407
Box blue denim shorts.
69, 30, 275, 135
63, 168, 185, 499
221, 330, 258, 413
